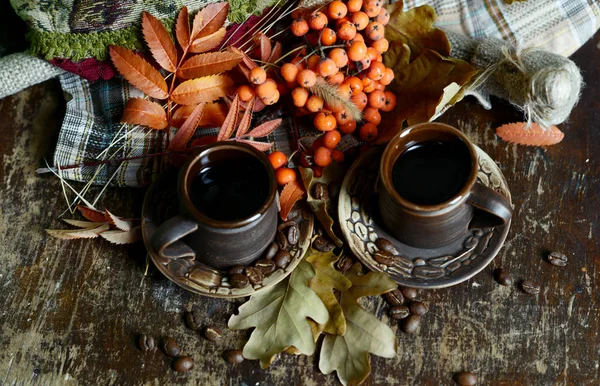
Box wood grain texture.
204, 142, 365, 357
0, 27, 598, 386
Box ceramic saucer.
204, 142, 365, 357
338, 146, 512, 289
142, 167, 314, 298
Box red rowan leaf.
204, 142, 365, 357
142, 12, 178, 72
189, 27, 226, 53
191, 2, 229, 40
279, 180, 306, 221
258, 32, 272, 62
177, 51, 243, 79
109, 46, 168, 99
176, 6, 191, 50
496, 122, 564, 146
77, 205, 106, 223
104, 210, 132, 231
121, 98, 168, 130
170, 75, 234, 105
245, 118, 282, 138
168, 102, 206, 151
267, 42, 282, 64
171, 102, 227, 128
218, 94, 240, 141
236, 97, 256, 137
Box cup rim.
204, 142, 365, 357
178, 141, 277, 229
380, 122, 479, 212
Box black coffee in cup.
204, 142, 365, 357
190, 154, 270, 221
391, 139, 472, 205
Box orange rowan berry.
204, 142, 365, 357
268, 151, 287, 169
380, 91, 397, 112
323, 130, 341, 149
338, 83, 352, 100
366, 47, 379, 63
367, 61, 386, 80
306, 95, 324, 112
357, 56, 371, 71
291, 18, 309, 36
331, 149, 345, 163
327, 1, 348, 19
281, 63, 299, 82
347, 41, 367, 61
314, 146, 332, 167
290, 56, 306, 70
326, 102, 345, 114
372, 37, 389, 53
276, 168, 297, 185
320, 27, 337, 46
363, 3, 381, 18
359, 122, 378, 142
312, 137, 324, 151
327, 71, 345, 85
351, 91, 368, 110
261, 90, 280, 105
305, 31, 320, 46
292, 87, 309, 107
351, 33, 365, 43
366, 22, 384, 41
337, 21, 357, 41
291, 9, 305, 19
250, 67, 267, 84
334, 109, 352, 125
362, 76, 377, 93
314, 111, 337, 132
329, 48, 349, 68
339, 119, 357, 134
363, 107, 381, 125
374, 81, 385, 91
351, 11, 369, 31
368, 89, 386, 108
375, 8, 390, 25
344, 76, 363, 95
236, 85, 255, 102
335, 15, 351, 29
256, 80, 277, 99
379, 67, 394, 86
347, 0, 363, 13
308, 11, 328, 30
297, 69, 317, 87
318, 58, 338, 77
307, 55, 321, 71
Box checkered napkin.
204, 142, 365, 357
52, 0, 600, 187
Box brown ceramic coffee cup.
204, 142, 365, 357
378, 123, 512, 249
150, 142, 277, 269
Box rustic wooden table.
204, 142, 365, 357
1, 5, 598, 384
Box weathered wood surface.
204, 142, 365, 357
1, 10, 598, 386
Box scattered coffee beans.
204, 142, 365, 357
313, 182, 329, 200
274, 250, 292, 269
547, 251, 568, 267
335, 255, 354, 272
277, 220, 296, 231
373, 250, 395, 266
228, 265, 245, 276
375, 238, 398, 255
185, 308, 202, 331
287, 224, 299, 245
139, 335, 157, 353
383, 289, 404, 306
313, 236, 334, 252
521, 280, 541, 295
400, 287, 418, 301
230, 274, 249, 288
173, 356, 194, 373
389, 305, 410, 320
276, 231, 289, 250
409, 301, 428, 316
204, 326, 223, 342
263, 242, 279, 260
401, 314, 420, 333
163, 337, 181, 357
454, 371, 477, 385
245, 267, 264, 285
255, 259, 276, 275
223, 349, 244, 364
493, 268, 512, 286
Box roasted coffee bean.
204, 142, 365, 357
263, 242, 279, 260
204, 326, 223, 342
401, 314, 420, 334
454, 371, 477, 385
313, 182, 329, 200
493, 268, 512, 286
383, 289, 404, 306
173, 356, 194, 372
287, 207, 301, 221
277, 220, 297, 231
409, 301, 428, 316
335, 255, 354, 273
521, 280, 541, 295
547, 251, 568, 267
163, 337, 181, 357
313, 236, 334, 252
276, 231, 289, 250
255, 259, 276, 275
287, 224, 299, 245
400, 287, 418, 301
274, 250, 292, 269
230, 274, 249, 288
223, 349, 244, 364
389, 305, 410, 320
375, 238, 398, 255
245, 267, 264, 285
228, 265, 245, 275
373, 250, 395, 266
139, 335, 157, 353
185, 308, 202, 331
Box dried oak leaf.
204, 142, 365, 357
109, 46, 168, 100
496, 122, 564, 146
299, 164, 344, 247
100, 226, 142, 245
306, 248, 352, 336
168, 102, 206, 151
279, 180, 306, 221
319, 263, 398, 386
177, 51, 243, 79
121, 98, 168, 130
141, 12, 178, 72
191, 2, 229, 41
228, 260, 329, 368
171, 102, 227, 128
171, 75, 234, 105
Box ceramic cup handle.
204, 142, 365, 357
467, 183, 513, 229
150, 215, 198, 260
